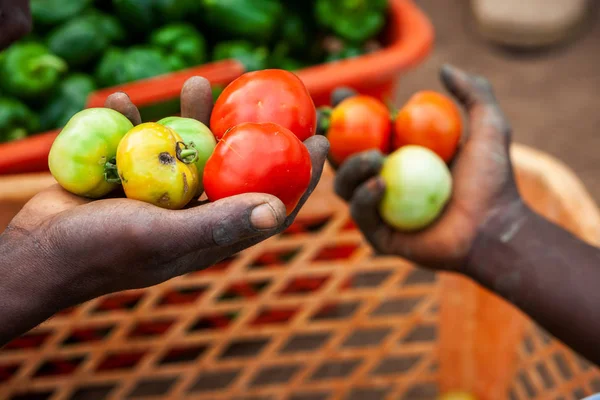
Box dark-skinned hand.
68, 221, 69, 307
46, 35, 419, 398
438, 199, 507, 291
334, 64, 521, 271
0, 77, 329, 345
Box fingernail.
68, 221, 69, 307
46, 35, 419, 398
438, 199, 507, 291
250, 203, 280, 230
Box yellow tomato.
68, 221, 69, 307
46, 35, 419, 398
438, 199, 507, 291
116, 123, 199, 210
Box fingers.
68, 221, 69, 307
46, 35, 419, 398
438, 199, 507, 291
181, 76, 213, 125
104, 93, 142, 125
286, 135, 330, 221
440, 64, 512, 148
163, 193, 287, 255
334, 150, 385, 201
440, 64, 496, 110
349, 176, 393, 253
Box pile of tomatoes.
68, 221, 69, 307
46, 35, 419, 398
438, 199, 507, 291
48, 68, 463, 233
49, 69, 315, 213
319, 88, 463, 231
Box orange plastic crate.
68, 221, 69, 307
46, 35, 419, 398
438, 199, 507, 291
0, 0, 434, 175
1, 145, 600, 400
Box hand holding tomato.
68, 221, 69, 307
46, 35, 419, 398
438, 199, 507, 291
334, 64, 520, 272
0, 76, 329, 345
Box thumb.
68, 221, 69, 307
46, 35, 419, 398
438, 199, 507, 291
180, 76, 213, 126
440, 64, 497, 110
440, 64, 512, 150
161, 193, 287, 255
104, 92, 142, 125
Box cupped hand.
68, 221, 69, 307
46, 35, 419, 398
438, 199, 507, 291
2, 77, 329, 307
334, 64, 522, 271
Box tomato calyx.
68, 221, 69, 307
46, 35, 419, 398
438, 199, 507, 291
175, 142, 199, 165
104, 157, 121, 184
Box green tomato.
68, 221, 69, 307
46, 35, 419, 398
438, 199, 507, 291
48, 108, 134, 199
156, 116, 217, 194
379, 145, 452, 231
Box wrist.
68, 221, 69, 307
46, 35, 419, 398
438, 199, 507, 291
0, 231, 82, 345
464, 198, 533, 284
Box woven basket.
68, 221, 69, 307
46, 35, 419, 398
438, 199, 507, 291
0, 143, 599, 400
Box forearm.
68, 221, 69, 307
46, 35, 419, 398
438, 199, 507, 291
0, 231, 80, 347
466, 201, 600, 364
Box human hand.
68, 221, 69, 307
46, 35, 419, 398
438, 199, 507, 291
334, 64, 523, 271
1, 77, 329, 312
0, 0, 32, 50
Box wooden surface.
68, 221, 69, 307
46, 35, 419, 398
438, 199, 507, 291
0, 143, 599, 399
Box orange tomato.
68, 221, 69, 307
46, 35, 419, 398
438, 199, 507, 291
393, 91, 462, 163
327, 95, 392, 166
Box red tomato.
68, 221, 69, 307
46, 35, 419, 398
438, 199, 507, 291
393, 91, 463, 163
327, 95, 392, 165
203, 122, 312, 214
210, 69, 317, 142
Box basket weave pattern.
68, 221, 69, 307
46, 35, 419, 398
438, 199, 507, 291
0, 206, 441, 400
509, 326, 600, 400
2, 145, 600, 400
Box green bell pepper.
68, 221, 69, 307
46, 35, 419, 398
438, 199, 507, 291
112, 0, 155, 36
212, 41, 269, 72
39, 74, 97, 131
157, 117, 217, 194
269, 42, 307, 71
150, 24, 207, 71
0, 42, 67, 99
316, 0, 388, 43
201, 0, 283, 42
31, 0, 92, 27
96, 46, 173, 87
47, 11, 125, 67
113, 0, 202, 36
0, 98, 40, 143
281, 11, 308, 52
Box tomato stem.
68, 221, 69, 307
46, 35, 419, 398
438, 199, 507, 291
104, 158, 122, 184
176, 142, 199, 164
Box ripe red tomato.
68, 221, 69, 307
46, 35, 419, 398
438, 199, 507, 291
393, 91, 462, 163
203, 122, 312, 214
210, 69, 317, 142
327, 95, 392, 165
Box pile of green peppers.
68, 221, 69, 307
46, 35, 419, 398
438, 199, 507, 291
0, 0, 390, 143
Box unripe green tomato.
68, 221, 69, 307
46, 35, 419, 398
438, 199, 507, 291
48, 108, 134, 198
156, 116, 216, 194
379, 145, 452, 231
